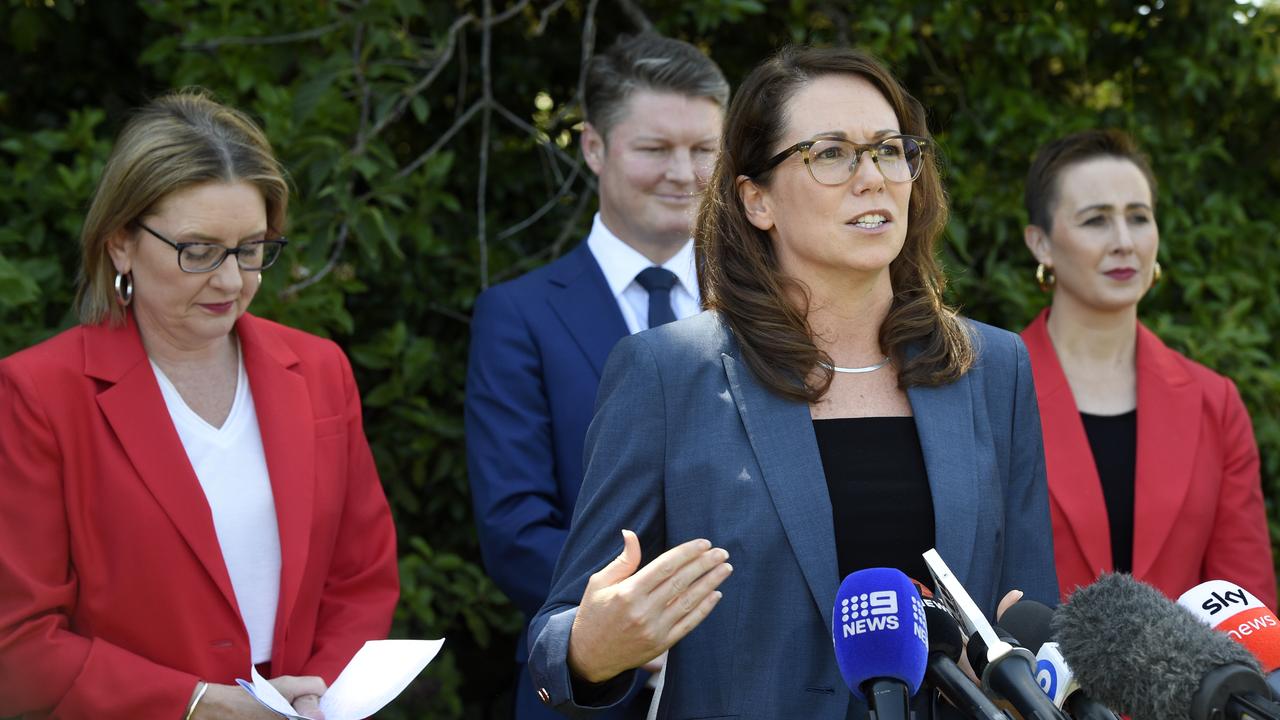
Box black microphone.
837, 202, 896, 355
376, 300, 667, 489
999, 601, 1118, 720
921, 602, 1009, 720
966, 626, 1070, 720
1054, 573, 1280, 720
921, 549, 1064, 719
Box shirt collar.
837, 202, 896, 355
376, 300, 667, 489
586, 213, 698, 301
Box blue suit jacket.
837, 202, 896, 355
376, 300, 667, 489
466, 242, 636, 718
529, 311, 1059, 720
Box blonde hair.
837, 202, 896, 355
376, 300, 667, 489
77, 88, 288, 325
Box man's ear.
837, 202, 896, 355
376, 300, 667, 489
1024, 223, 1053, 267
582, 122, 606, 175
105, 226, 136, 275
737, 176, 774, 232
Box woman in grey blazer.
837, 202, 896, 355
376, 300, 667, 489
528, 46, 1059, 720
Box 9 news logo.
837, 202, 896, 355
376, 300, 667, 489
840, 590, 900, 637
910, 594, 927, 645
1035, 658, 1058, 699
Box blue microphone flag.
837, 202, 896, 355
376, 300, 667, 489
832, 567, 929, 700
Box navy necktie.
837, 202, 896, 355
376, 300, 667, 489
635, 267, 678, 329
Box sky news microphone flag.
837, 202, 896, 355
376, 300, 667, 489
1179, 580, 1280, 673
831, 567, 928, 718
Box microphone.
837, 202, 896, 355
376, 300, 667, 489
915, 585, 1009, 720
966, 627, 1070, 720
923, 549, 1067, 720
999, 601, 1118, 719
912, 578, 1009, 719
1178, 580, 1280, 697
832, 568, 929, 720
1055, 572, 1280, 720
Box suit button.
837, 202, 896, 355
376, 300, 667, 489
537, 688, 551, 704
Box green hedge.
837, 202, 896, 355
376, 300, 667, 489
2, 1, 1277, 716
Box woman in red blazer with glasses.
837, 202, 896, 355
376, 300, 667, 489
0, 91, 399, 719
1020, 128, 1275, 607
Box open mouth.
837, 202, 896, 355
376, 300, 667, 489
850, 212, 889, 229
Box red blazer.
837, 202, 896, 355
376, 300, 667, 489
1022, 309, 1276, 607
0, 313, 399, 719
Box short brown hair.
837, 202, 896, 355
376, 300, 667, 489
1024, 129, 1157, 232
583, 32, 729, 139
77, 88, 288, 326
697, 45, 973, 403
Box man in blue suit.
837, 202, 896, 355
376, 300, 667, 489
465, 33, 728, 720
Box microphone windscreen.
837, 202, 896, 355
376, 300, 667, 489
912, 576, 963, 660
1000, 600, 1056, 652
923, 604, 964, 662
1054, 573, 1261, 720
833, 568, 929, 700
1178, 580, 1280, 672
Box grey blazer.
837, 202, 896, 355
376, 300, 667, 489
528, 311, 1059, 720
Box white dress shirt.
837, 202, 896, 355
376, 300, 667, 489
585, 213, 700, 334
152, 348, 281, 664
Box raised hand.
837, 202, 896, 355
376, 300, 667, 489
567, 530, 733, 683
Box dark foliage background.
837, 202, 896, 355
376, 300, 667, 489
2, 0, 1277, 716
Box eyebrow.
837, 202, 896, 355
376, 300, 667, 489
631, 134, 720, 144
180, 229, 271, 244
1075, 202, 1153, 215
810, 128, 901, 141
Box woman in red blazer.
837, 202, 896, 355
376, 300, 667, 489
1021, 129, 1275, 607
0, 91, 399, 719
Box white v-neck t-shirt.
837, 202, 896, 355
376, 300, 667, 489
151, 349, 281, 664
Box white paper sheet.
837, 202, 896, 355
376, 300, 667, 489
237, 638, 445, 720
320, 639, 445, 719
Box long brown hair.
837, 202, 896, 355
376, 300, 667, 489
696, 45, 973, 403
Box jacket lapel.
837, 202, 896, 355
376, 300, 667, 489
1021, 311, 1113, 577
907, 373, 980, 586
546, 243, 630, 376
86, 316, 241, 614
721, 352, 839, 630
1131, 323, 1200, 579
236, 314, 314, 638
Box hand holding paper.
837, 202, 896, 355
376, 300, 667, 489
238, 639, 445, 720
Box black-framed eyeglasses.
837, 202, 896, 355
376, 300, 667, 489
135, 221, 288, 273
751, 134, 929, 185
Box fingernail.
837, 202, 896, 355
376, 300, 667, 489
698, 538, 712, 551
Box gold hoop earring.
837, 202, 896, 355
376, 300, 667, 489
114, 271, 133, 306
1035, 263, 1056, 292
1152, 261, 1162, 286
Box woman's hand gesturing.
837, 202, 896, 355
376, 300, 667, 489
567, 530, 733, 684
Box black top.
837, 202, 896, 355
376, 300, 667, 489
812, 417, 935, 588
1080, 410, 1138, 574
